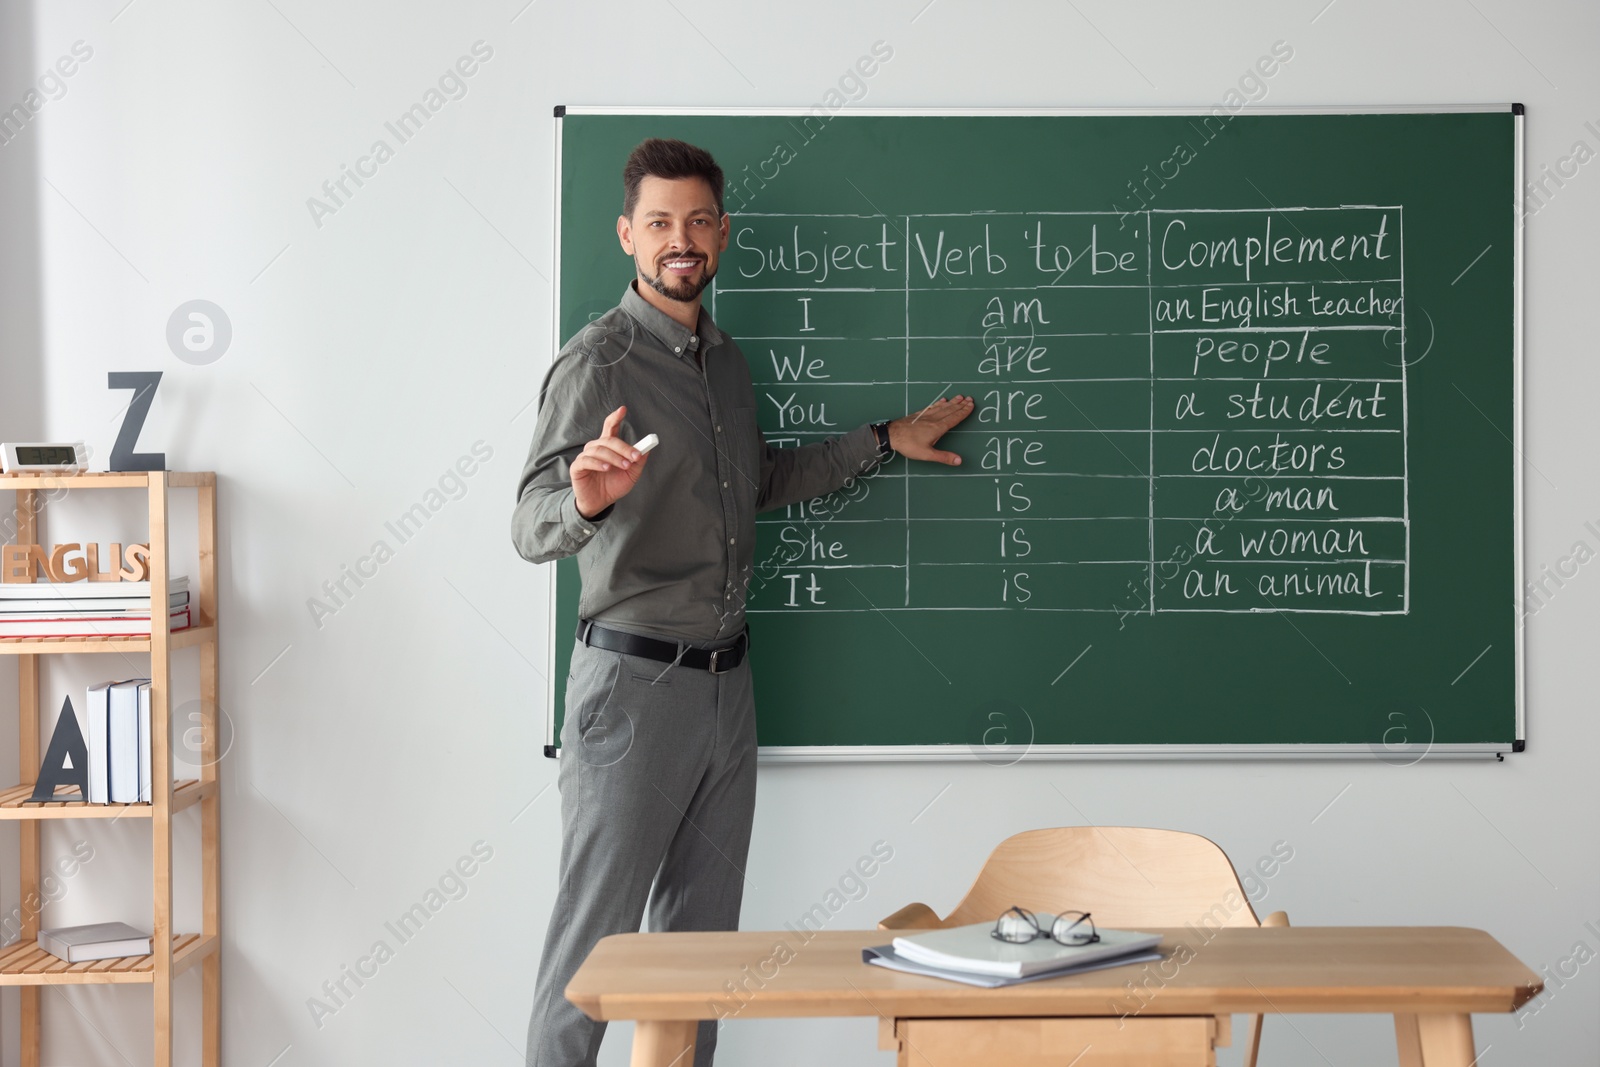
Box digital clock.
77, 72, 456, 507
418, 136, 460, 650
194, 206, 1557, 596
1, 442, 89, 473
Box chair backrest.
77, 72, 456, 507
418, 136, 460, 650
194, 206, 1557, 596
939, 827, 1263, 932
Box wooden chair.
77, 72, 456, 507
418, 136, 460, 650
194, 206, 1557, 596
878, 827, 1290, 1067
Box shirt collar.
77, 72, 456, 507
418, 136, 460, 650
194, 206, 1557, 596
620, 281, 726, 359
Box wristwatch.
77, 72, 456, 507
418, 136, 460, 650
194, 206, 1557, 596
870, 421, 893, 458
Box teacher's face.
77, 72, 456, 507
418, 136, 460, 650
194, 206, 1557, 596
617, 175, 729, 304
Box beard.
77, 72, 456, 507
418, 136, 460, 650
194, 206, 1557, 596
641, 252, 716, 303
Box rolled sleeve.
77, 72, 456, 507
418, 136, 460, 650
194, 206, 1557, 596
511, 347, 617, 565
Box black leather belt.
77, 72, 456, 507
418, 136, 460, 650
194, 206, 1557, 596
576, 620, 749, 674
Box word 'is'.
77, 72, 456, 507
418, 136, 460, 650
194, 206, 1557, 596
3, 543, 153, 583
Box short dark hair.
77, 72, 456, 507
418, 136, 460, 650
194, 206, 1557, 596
622, 138, 724, 219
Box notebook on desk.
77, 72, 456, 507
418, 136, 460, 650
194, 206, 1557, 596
890, 921, 1163, 978
863, 942, 1164, 988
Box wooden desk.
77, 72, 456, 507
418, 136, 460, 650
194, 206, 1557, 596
567, 926, 1540, 1067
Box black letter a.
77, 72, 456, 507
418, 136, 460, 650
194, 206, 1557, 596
28, 697, 89, 803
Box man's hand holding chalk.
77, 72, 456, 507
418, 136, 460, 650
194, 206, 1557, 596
571, 405, 654, 519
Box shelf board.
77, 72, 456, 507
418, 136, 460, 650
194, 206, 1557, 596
0, 471, 214, 489
0, 621, 216, 655
0, 932, 215, 985
0, 779, 211, 819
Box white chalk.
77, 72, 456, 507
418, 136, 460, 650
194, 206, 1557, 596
632, 433, 659, 455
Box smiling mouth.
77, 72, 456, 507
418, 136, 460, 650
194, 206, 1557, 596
660, 256, 703, 274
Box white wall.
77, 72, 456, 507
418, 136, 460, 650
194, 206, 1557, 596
1, 1, 1596, 1064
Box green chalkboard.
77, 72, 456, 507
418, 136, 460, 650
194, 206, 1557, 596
547, 107, 1523, 758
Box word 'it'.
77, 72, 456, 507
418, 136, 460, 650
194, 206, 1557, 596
2, 543, 152, 583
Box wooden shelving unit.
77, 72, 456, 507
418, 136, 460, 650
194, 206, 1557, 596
0, 471, 220, 1067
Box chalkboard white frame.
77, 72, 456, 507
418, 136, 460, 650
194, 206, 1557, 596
543, 104, 1525, 762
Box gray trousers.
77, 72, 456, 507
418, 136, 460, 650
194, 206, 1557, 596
526, 637, 758, 1067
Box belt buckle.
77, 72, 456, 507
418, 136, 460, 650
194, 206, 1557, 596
707, 630, 746, 674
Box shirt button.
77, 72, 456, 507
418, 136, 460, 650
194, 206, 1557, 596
715, 425, 722, 433
674, 346, 682, 353
722, 481, 728, 488
691, 334, 698, 343
728, 537, 735, 544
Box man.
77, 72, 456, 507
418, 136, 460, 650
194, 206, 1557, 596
512, 138, 972, 1067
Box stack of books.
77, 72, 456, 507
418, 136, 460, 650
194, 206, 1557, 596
85, 679, 154, 803
0, 577, 190, 637
38, 922, 152, 963
864, 919, 1164, 987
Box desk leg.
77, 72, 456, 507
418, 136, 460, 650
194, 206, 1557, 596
630, 1020, 696, 1067
1394, 1015, 1424, 1067
1395, 1014, 1475, 1067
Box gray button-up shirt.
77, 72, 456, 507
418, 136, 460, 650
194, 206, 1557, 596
512, 282, 885, 645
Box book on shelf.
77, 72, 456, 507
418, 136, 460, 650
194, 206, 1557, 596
0, 606, 190, 637
138, 681, 152, 803
37, 922, 152, 963
0, 591, 188, 615
81, 679, 154, 804
0, 576, 188, 600
109, 682, 141, 803
86, 682, 115, 804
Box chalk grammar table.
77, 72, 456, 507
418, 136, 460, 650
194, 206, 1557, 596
566, 926, 1540, 1067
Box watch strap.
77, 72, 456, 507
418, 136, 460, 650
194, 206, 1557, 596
871, 421, 893, 457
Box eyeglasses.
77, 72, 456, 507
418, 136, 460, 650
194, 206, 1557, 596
991, 906, 1100, 946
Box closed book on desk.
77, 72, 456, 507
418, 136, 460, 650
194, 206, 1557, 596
37, 922, 152, 963
864, 944, 1163, 987
892, 921, 1162, 978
